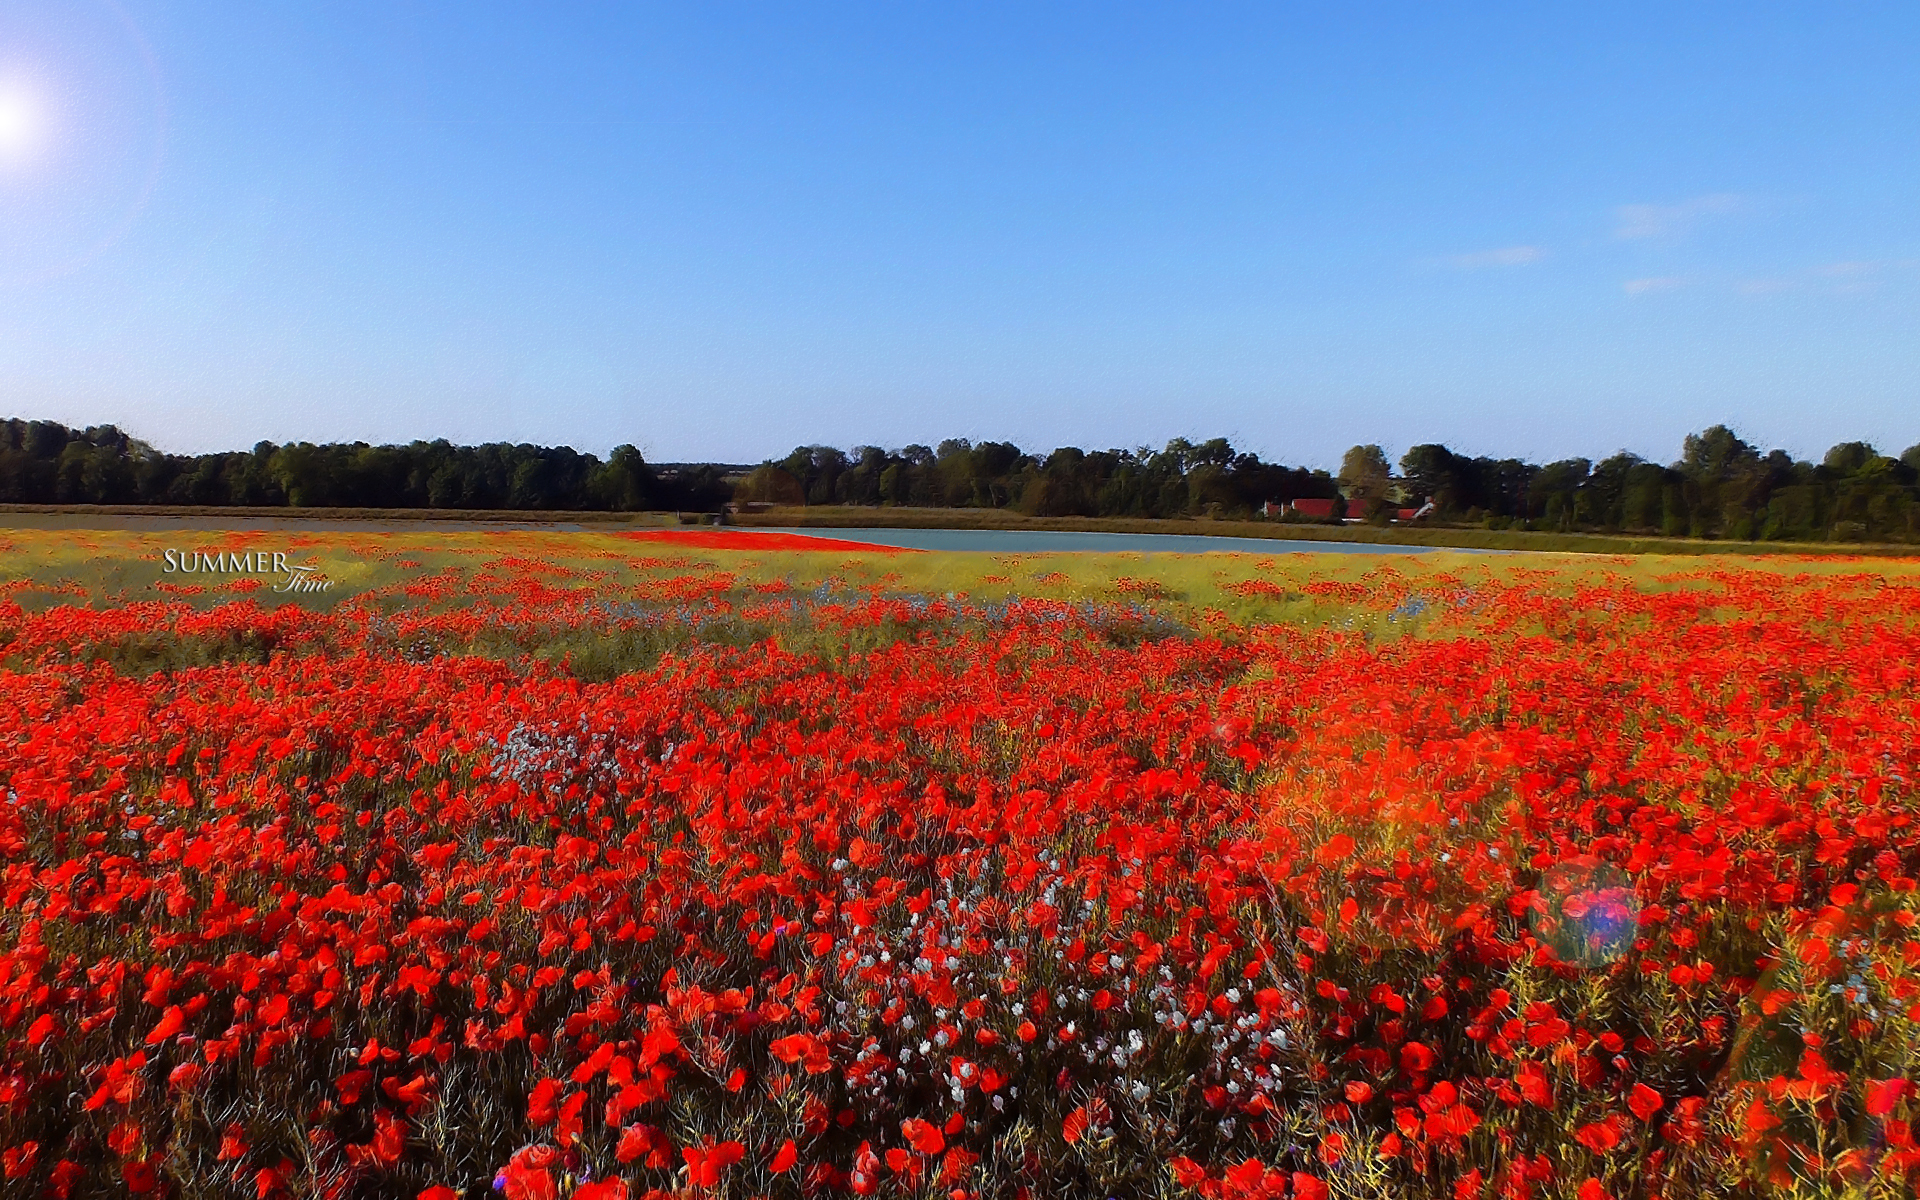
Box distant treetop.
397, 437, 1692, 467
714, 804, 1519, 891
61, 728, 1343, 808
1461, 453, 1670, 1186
3, 417, 1918, 542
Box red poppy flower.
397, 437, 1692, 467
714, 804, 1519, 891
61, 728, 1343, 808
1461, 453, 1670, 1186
682, 1140, 745, 1189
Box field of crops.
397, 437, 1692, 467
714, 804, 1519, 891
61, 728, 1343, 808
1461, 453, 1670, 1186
0, 529, 1916, 1200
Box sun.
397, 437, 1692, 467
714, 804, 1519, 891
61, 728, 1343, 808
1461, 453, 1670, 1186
0, 78, 47, 166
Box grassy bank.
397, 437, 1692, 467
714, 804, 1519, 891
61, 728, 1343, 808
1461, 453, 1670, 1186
4, 528, 1912, 635
734, 504, 1920, 557
0, 503, 680, 525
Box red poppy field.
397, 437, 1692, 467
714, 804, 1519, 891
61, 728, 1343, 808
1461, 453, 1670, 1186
0, 533, 1916, 1200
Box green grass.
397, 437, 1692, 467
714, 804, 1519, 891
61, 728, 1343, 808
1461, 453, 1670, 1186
2, 525, 1914, 617
4, 526, 1917, 683
0, 502, 682, 524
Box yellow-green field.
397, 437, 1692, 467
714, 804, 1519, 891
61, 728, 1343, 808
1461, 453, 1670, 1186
5, 527, 1916, 623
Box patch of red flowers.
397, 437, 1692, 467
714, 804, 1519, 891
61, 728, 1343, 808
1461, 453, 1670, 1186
0, 561, 1914, 1198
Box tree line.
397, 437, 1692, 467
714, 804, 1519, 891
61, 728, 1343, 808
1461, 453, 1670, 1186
7, 417, 1920, 541
734, 438, 1339, 520
1392, 426, 1920, 542
0, 420, 728, 512
739, 426, 1920, 542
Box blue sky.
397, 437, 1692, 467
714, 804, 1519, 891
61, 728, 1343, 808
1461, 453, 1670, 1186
0, 2, 1915, 467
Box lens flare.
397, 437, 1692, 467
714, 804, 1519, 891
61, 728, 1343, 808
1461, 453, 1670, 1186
1530, 855, 1640, 968
0, 1, 168, 282
0, 78, 47, 167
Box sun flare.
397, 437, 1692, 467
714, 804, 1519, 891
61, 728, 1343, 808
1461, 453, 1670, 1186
0, 78, 45, 165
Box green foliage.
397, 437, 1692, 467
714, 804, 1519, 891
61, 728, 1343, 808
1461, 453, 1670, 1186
1337, 444, 1392, 505
10, 415, 1920, 543
0, 420, 728, 513
771, 437, 1340, 521
1397, 424, 1920, 543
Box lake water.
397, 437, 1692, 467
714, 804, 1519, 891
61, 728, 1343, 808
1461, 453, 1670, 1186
756, 527, 1440, 554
